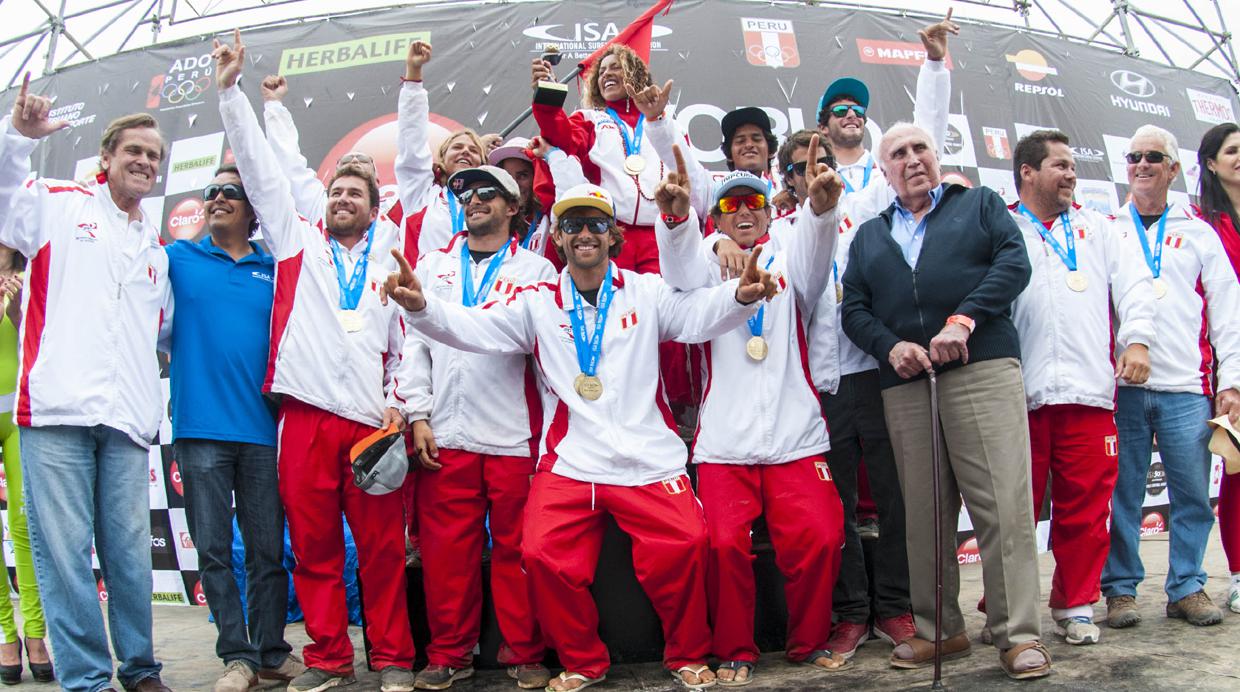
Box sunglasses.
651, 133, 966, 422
1125, 150, 1169, 165
785, 156, 836, 177
456, 186, 502, 204
558, 217, 611, 235
717, 193, 767, 214
338, 152, 374, 166
830, 104, 866, 119
202, 183, 247, 202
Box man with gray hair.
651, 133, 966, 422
841, 122, 1050, 679
1101, 124, 1240, 629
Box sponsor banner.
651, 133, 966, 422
856, 38, 952, 69
982, 126, 1010, 160
164, 132, 224, 196
523, 18, 671, 63
1103, 134, 1135, 184
1005, 48, 1064, 98
1186, 87, 1236, 125
148, 444, 168, 511
150, 511, 179, 571
279, 31, 432, 77
1075, 179, 1119, 215
1179, 147, 1201, 196
151, 569, 189, 605
47, 101, 97, 129
940, 114, 977, 169
1109, 68, 1171, 118
148, 49, 214, 112
166, 193, 207, 241
978, 167, 1016, 204
168, 507, 197, 572
740, 18, 800, 68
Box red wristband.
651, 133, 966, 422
662, 212, 690, 227
946, 314, 975, 334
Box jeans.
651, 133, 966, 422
176, 439, 291, 672
1103, 388, 1215, 602
20, 425, 162, 692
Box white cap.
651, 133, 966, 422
487, 137, 533, 167
552, 183, 615, 218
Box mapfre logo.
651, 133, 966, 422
740, 17, 799, 69
1005, 49, 1064, 98
522, 21, 671, 62
167, 197, 206, 240
856, 38, 951, 68
146, 52, 213, 111
1109, 69, 1170, 118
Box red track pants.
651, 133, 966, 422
1028, 404, 1119, 609
1220, 470, 1240, 573
416, 449, 543, 667
276, 398, 415, 672
696, 456, 845, 662
522, 472, 711, 679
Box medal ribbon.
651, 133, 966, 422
328, 222, 375, 310
568, 263, 615, 378
459, 241, 509, 307
747, 254, 777, 338
521, 211, 542, 249
841, 153, 873, 195
604, 108, 645, 158
1128, 202, 1168, 279
1017, 204, 1076, 271
445, 190, 466, 235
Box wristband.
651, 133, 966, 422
662, 212, 690, 227
946, 314, 975, 334
400, 76, 423, 83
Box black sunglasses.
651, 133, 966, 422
457, 186, 502, 204
830, 104, 866, 119
558, 217, 611, 235
1125, 150, 1169, 165
203, 183, 247, 202
786, 156, 836, 176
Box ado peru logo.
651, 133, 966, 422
1111, 70, 1155, 98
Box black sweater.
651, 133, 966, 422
841, 184, 1031, 390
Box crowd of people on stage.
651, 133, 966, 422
0, 6, 1238, 692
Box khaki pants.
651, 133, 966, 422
882, 358, 1041, 649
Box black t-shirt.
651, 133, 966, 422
579, 288, 600, 306
469, 249, 497, 263
1138, 211, 1166, 229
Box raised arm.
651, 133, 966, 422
395, 41, 437, 216
780, 135, 843, 313
0, 74, 68, 257
654, 145, 714, 290
912, 10, 957, 153
530, 58, 595, 160
260, 75, 328, 225
633, 80, 712, 219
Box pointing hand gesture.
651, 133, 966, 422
654, 144, 692, 220
212, 29, 246, 91
735, 244, 778, 304
625, 79, 673, 120
380, 248, 426, 312
918, 8, 960, 62
805, 134, 843, 215
11, 73, 68, 140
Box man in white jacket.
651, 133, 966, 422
382, 182, 777, 692
1008, 129, 1155, 646
0, 75, 172, 692
213, 31, 415, 692
1102, 124, 1240, 630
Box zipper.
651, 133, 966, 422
910, 269, 931, 346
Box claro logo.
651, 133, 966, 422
957, 537, 980, 565
167, 197, 205, 240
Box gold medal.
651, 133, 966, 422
835, 283, 844, 304
1065, 271, 1088, 292
623, 154, 646, 176
1153, 277, 1168, 300
746, 336, 768, 361
574, 373, 603, 401
337, 309, 364, 333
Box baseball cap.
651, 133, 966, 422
552, 183, 615, 218
446, 165, 520, 200
712, 171, 770, 207
487, 137, 532, 167
1209, 415, 1240, 475
817, 77, 870, 118
350, 425, 407, 495
720, 107, 773, 145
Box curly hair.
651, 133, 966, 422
551, 216, 625, 261
582, 44, 653, 110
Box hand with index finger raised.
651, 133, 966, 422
381, 248, 426, 312
11, 73, 68, 140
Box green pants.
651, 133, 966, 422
0, 416, 44, 642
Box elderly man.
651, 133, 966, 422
841, 122, 1049, 679
1101, 125, 1240, 629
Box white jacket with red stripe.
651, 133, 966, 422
220, 85, 406, 427
399, 233, 556, 457
393, 80, 462, 263
1011, 203, 1156, 410
659, 202, 838, 464
1109, 201, 1240, 396
0, 118, 171, 447
404, 265, 759, 486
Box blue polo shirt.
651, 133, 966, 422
166, 236, 277, 446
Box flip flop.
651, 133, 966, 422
800, 649, 852, 672
671, 664, 716, 689
545, 671, 606, 692
715, 660, 755, 687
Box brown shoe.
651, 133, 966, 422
1167, 590, 1223, 626
999, 641, 1051, 680
890, 634, 971, 669
1106, 595, 1142, 629
127, 677, 172, 692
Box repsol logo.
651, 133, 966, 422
1015, 83, 1064, 97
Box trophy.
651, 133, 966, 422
534, 44, 568, 107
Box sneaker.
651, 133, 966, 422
214, 661, 256, 692
260, 654, 308, 682
127, 677, 172, 692
824, 621, 869, 660
873, 613, 916, 646
1054, 616, 1100, 645
288, 667, 356, 692
507, 664, 551, 690
414, 665, 474, 690
1227, 584, 1240, 615
1106, 595, 1141, 629
857, 516, 880, 541
1166, 590, 1223, 626
380, 666, 416, 692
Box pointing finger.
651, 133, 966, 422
807, 134, 821, 178
672, 144, 688, 188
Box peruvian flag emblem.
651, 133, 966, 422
620, 308, 639, 330
662, 475, 689, 495
1164, 233, 1184, 249
815, 461, 832, 482
1104, 435, 1118, 457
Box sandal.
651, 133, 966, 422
799, 649, 851, 672
999, 641, 1051, 680
715, 660, 754, 687
670, 664, 716, 689
545, 671, 606, 691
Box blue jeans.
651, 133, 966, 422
1102, 389, 1215, 602
176, 439, 291, 672
19, 425, 162, 692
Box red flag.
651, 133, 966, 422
577, 0, 673, 73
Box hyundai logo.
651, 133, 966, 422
1111, 70, 1156, 98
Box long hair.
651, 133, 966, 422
581, 44, 652, 110
1197, 122, 1240, 227
435, 129, 486, 186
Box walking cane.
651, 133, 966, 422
928, 368, 946, 691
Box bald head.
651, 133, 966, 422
878, 122, 941, 204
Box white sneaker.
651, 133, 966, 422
1228, 584, 1240, 614
1054, 616, 1100, 645
214, 661, 257, 692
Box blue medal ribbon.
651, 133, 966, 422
746, 254, 777, 338
459, 241, 509, 307
1017, 204, 1076, 271
568, 263, 615, 378
445, 191, 466, 234
328, 222, 375, 310
521, 211, 543, 249
841, 154, 873, 195
1128, 202, 1168, 278
604, 108, 645, 158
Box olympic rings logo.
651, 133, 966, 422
161, 76, 211, 105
